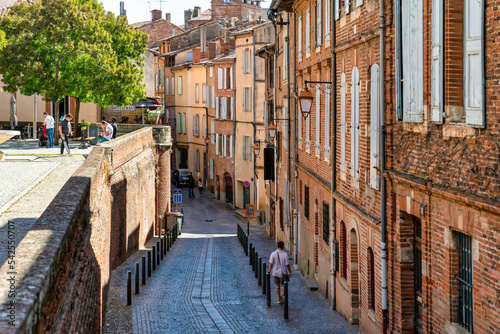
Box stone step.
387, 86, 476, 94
305, 279, 319, 291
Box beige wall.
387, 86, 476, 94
0, 90, 45, 123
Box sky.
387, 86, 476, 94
99, 0, 212, 26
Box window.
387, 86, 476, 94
176, 113, 181, 134
177, 76, 183, 95
304, 185, 309, 219
181, 113, 186, 133
243, 136, 247, 160
298, 16, 302, 57
195, 150, 200, 171
340, 72, 346, 172
322, 201, 329, 244
195, 84, 200, 103
218, 68, 223, 89
229, 67, 233, 89
203, 115, 207, 138
324, 84, 330, 155
202, 84, 206, 103
269, 56, 274, 88
248, 136, 252, 162
243, 87, 252, 112
187, 52, 193, 62
209, 66, 213, 77
316, 0, 322, 47
345, 0, 350, 14
306, 9, 310, 54
210, 158, 214, 179
356, 0, 363, 6
351, 67, 360, 179
160, 67, 165, 87
431, 0, 444, 123
242, 49, 246, 73
335, 0, 340, 20
370, 64, 380, 190
456, 231, 473, 332
193, 115, 199, 136
247, 48, 251, 74
299, 180, 302, 204
166, 78, 170, 95
315, 85, 320, 154
211, 122, 215, 144
171, 78, 175, 96
306, 90, 310, 148
341, 222, 347, 279
225, 135, 232, 157
368, 247, 375, 310
325, 0, 330, 42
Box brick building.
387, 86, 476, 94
210, 0, 262, 24
134, 9, 184, 48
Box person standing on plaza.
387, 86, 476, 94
43, 112, 55, 148
99, 120, 114, 143
198, 178, 203, 197
109, 117, 118, 139
59, 114, 73, 156
268, 241, 292, 304
188, 175, 196, 199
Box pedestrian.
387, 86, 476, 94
99, 120, 114, 143
43, 111, 55, 148
109, 116, 118, 139
198, 178, 203, 197
59, 114, 73, 156
188, 175, 196, 199
268, 241, 292, 304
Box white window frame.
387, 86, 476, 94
298, 16, 303, 57
315, 85, 320, 155
316, 0, 322, 47
370, 64, 380, 190
324, 84, 330, 155
177, 76, 183, 95
306, 9, 311, 54
351, 67, 360, 179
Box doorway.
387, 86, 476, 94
179, 148, 188, 168
224, 172, 233, 204
243, 182, 250, 209
216, 175, 220, 200
350, 228, 360, 325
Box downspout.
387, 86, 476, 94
380, 0, 388, 332
330, 0, 337, 311
252, 29, 257, 209
273, 19, 278, 239
232, 58, 237, 208
286, 14, 292, 253
292, 9, 299, 266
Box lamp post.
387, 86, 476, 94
251, 143, 260, 156
268, 123, 277, 141
139, 103, 145, 124
298, 86, 313, 118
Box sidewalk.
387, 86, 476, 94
104, 188, 358, 334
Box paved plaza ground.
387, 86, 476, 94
105, 187, 359, 334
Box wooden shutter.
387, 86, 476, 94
203, 115, 207, 138
222, 135, 226, 157
431, 0, 444, 123
248, 48, 251, 73
248, 88, 252, 111
317, 0, 322, 46
370, 64, 380, 190
216, 134, 219, 155
243, 88, 247, 111
306, 98, 310, 148
306, 9, 310, 54
351, 67, 360, 178
324, 84, 330, 155
176, 112, 181, 134
298, 17, 302, 56
315, 85, 320, 154
249, 136, 252, 162
335, 0, 340, 20
242, 49, 246, 73
211, 122, 215, 144
345, 0, 350, 14
171, 78, 175, 96
465, 0, 485, 128
230, 135, 233, 158
340, 72, 346, 172
357, 0, 363, 6
166, 79, 169, 96
230, 67, 234, 89
230, 97, 234, 120
196, 151, 200, 171
221, 97, 227, 119
243, 135, 247, 160
322, 201, 329, 244
210, 159, 214, 179
216, 97, 220, 118
218, 68, 223, 90
402, 0, 424, 123
325, 0, 330, 42
181, 113, 186, 134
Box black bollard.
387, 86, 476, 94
284, 281, 288, 319
152, 245, 156, 271
147, 250, 152, 277
158, 217, 161, 236
142, 256, 146, 285
160, 237, 164, 259
266, 272, 271, 306
135, 263, 139, 294
127, 271, 131, 305
258, 257, 262, 285
156, 241, 160, 267
262, 263, 267, 294
245, 236, 248, 256
163, 235, 166, 255
247, 221, 249, 235
254, 252, 259, 277
249, 243, 253, 265
167, 231, 170, 251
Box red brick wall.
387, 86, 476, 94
0, 128, 169, 333
211, 0, 261, 22
137, 20, 184, 47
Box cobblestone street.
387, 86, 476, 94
105, 187, 358, 334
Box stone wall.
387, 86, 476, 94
0, 127, 171, 333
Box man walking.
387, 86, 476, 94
59, 114, 73, 156
188, 175, 196, 199
43, 112, 55, 148
268, 241, 292, 304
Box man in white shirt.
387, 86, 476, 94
268, 241, 292, 304
99, 120, 114, 143
43, 112, 55, 147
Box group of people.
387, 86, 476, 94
42, 112, 118, 156
187, 176, 204, 199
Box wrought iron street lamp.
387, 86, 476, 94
268, 123, 277, 140
251, 143, 260, 156
298, 86, 313, 118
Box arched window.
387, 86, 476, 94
368, 247, 375, 310
341, 222, 347, 279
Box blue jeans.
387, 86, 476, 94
46, 128, 54, 147
189, 187, 194, 198
99, 137, 109, 143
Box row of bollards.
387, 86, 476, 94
127, 220, 180, 306
237, 224, 288, 319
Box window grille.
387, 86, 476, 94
304, 186, 309, 219
456, 232, 473, 332
322, 201, 329, 244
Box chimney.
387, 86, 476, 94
207, 42, 216, 60
119, 2, 126, 16
165, 13, 171, 22
200, 27, 207, 54
184, 9, 193, 29
194, 6, 201, 18
151, 9, 162, 21
193, 48, 201, 63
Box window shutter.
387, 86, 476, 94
230, 67, 234, 89
210, 159, 214, 179
216, 134, 219, 155
243, 88, 247, 112
465, 0, 485, 128
196, 151, 200, 171
345, 0, 350, 14
211, 122, 215, 144
324, 84, 330, 154
249, 136, 252, 162
230, 135, 233, 158
243, 136, 247, 160
298, 17, 302, 56
230, 97, 234, 119
222, 134, 226, 156
335, 0, 340, 20
351, 67, 360, 178
431, 0, 444, 123
248, 49, 252, 73
306, 9, 310, 54
242, 49, 246, 73
171, 78, 175, 96
193, 116, 196, 136
357, 0, 363, 6
166, 79, 169, 95
402, 0, 424, 123
340, 72, 346, 172
211, 87, 215, 108
298, 96, 302, 144
325, 0, 330, 42
181, 113, 186, 134
306, 100, 310, 148
203, 115, 207, 138
176, 113, 181, 134
317, 0, 322, 46
248, 88, 252, 111
216, 97, 220, 118
370, 64, 380, 190
218, 68, 222, 89
221, 97, 227, 119
315, 85, 320, 154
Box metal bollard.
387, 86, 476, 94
147, 250, 152, 277
254, 252, 259, 277
266, 272, 271, 306
249, 243, 253, 265
157, 240, 161, 263
152, 245, 156, 271
142, 256, 146, 285
163, 234, 167, 255
127, 271, 131, 305
247, 221, 250, 235
245, 236, 248, 256
160, 237, 164, 259
158, 217, 161, 236
167, 231, 170, 251
284, 281, 288, 319
258, 257, 262, 285
262, 263, 267, 294
135, 263, 139, 294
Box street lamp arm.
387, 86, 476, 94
304, 80, 333, 85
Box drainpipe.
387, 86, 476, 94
252, 29, 257, 210
286, 14, 292, 254
330, 0, 337, 311
292, 10, 299, 267
380, 0, 388, 332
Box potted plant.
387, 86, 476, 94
148, 107, 163, 124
